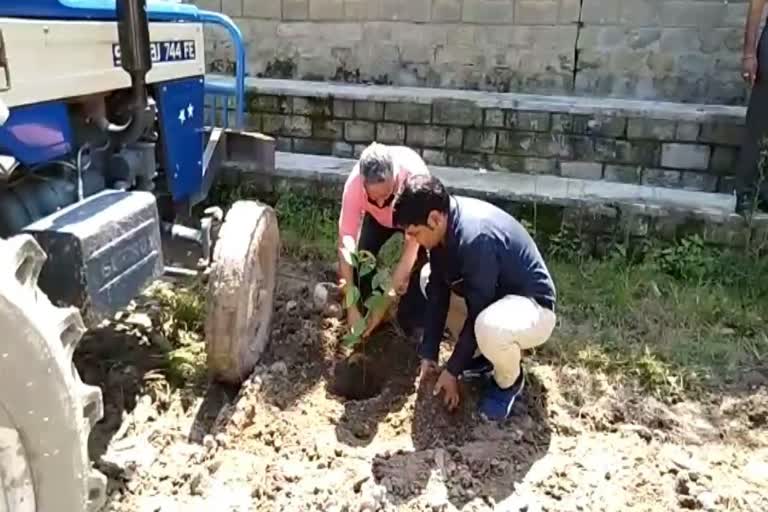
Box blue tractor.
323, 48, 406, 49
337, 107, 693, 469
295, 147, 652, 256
0, 1, 279, 510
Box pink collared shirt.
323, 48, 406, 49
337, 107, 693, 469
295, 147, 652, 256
338, 146, 430, 242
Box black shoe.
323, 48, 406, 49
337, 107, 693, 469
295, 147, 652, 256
461, 356, 493, 381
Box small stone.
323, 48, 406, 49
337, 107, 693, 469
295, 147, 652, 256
324, 303, 343, 319
203, 435, 217, 451
285, 300, 298, 312
214, 433, 228, 448
698, 491, 717, 510
124, 312, 152, 329
313, 282, 340, 310
271, 361, 288, 375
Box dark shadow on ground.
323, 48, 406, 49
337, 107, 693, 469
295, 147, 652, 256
371, 370, 553, 509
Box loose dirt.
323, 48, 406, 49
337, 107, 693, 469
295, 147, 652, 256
74, 259, 768, 512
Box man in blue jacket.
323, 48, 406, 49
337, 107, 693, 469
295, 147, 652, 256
392, 174, 557, 420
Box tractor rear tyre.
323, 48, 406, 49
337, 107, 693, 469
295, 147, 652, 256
0, 235, 106, 512
204, 200, 280, 384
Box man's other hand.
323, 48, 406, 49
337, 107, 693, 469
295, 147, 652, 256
743, 53, 758, 86
433, 369, 460, 411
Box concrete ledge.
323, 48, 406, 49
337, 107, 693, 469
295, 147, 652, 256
270, 152, 738, 219
207, 74, 746, 124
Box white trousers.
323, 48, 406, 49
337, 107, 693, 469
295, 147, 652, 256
420, 263, 556, 388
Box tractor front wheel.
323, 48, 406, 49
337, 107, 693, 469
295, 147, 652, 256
204, 200, 280, 384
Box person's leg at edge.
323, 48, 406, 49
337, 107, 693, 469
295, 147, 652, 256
736, 23, 768, 214
474, 295, 557, 421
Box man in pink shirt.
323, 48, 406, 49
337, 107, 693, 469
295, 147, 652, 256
338, 142, 431, 338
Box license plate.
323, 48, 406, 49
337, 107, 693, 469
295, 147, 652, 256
112, 40, 196, 67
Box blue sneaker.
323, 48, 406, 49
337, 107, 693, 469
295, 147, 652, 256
461, 356, 493, 380
479, 367, 525, 421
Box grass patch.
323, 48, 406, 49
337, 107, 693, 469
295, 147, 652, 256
147, 281, 208, 387
209, 188, 767, 399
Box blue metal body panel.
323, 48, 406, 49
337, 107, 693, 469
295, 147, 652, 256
0, 102, 73, 166
0, 0, 199, 22
155, 77, 205, 202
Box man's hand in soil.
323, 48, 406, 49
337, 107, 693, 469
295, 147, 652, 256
419, 359, 438, 380
433, 369, 460, 411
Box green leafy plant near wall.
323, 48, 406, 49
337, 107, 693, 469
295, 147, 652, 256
339, 235, 393, 347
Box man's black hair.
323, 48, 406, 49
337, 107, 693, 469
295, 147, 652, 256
393, 174, 450, 228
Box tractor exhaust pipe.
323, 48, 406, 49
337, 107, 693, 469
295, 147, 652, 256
117, 0, 152, 108
95, 0, 153, 145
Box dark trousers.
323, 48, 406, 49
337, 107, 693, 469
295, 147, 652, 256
737, 23, 768, 198
355, 214, 427, 335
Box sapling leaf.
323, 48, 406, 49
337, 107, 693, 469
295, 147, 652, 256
352, 317, 367, 336
364, 293, 389, 314
342, 333, 359, 347
359, 258, 376, 278
371, 268, 391, 292
344, 285, 361, 308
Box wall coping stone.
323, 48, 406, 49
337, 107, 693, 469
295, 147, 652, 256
207, 74, 747, 124
266, 152, 752, 226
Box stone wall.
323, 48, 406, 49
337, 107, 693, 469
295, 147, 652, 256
195, 0, 753, 105
218, 78, 745, 194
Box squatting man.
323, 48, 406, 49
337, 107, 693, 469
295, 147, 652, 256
390, 175, 558, 421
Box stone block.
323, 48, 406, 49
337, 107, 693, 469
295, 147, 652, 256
293, 97, 332, 117
699, 122, 745, 146
627, 118, 677, 140
506, 111, 551, 132
559, 0, 581, 22
618, 0, 661, 25
432, 0, 461, 22
376, 123, 406, 144
497, 132, 574, 159
354, 101, 384, 120
642, 169, 682, 188
484, 109, 505, 128
515, 1, 558, 24
594, 139, 659, 166
353, 144, 367, 158
407, 126, 447, 148
244, 0, 281, 18
581, 0, 620, 24
433, 99, 483, 127
604, 164, 641, 184
333, 99, 354, 119
661, 143, 711, 170
283, 0, 309, 20
560, 161, 603, 180
221, 0, 242, 17
385, 103, 432, 124
308, 0, 344, 20
552, 114, 626, 138
249, 94, 291, 114
293, 138, 334, 155
446, 128, 464, 149
275, 137, 292, 151
661, 1, 726, 28
448, 152, 486, 168
462, 0, 515, 24
423, 150, 447, 166
681, 172, 718, 192
245, 113, 262, 131
345, 121, 376, 142
487, 155, 558, 174
676, 122, 700, 142
710, 146, 739, 174
333, 141, 354, 157
262, 114, 312, 137
464, 129, 497, 154
313, 119, 344, 139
